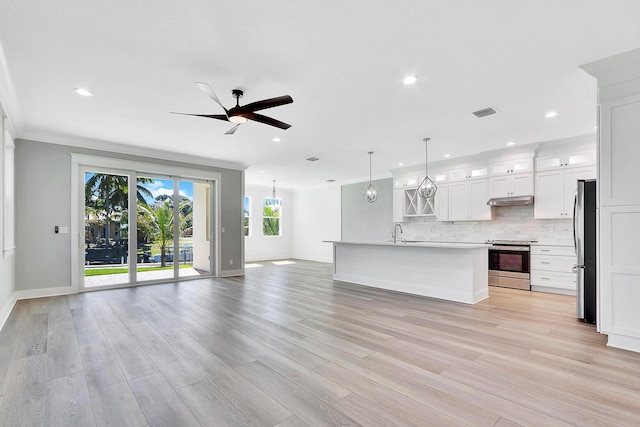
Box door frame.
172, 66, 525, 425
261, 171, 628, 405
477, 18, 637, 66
71, 154, 221, 292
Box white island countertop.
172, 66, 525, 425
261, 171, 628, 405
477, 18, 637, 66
326, 240, 489, 304
324, 240, 489, 249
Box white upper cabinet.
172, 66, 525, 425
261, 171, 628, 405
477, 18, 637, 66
448, 180, 492, 221
392, 189, 406, 223
435, 184, 449, 221
535, 150, 596, 172
393, 175, 419, 189
600, 96, 640, 206
489, 173, 534, 198
490, 158, 533, 176
534, 166, 596, 219
448, 166, 488, 182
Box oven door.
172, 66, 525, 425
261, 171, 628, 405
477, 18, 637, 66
488, 246, 530, 274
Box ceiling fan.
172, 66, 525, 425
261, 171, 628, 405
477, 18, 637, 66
172, 82, 293, 135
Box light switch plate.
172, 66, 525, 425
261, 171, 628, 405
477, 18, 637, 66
59, 226, 69, 234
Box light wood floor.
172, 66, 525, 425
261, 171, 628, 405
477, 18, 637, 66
1, 260, 639, 427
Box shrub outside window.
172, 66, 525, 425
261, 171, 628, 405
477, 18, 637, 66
263, 197, 281, 236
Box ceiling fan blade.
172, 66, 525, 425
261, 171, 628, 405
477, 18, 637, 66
225, 124, 241, 135
246, 112, 291, 130
236, 95, 293, 114
170, 112, 229, 122
195, 82, 228, 114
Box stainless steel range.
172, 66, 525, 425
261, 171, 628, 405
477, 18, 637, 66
486, 240, 538, 290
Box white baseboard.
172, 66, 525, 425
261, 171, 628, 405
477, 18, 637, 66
14, 286, 76, 300
0, 293, 18, 331
607, 333, 640, 354
218, 269, 244, 277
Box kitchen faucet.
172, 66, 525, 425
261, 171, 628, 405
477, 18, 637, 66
392, 224, 404, 243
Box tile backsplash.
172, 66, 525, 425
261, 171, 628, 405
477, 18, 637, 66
400, 205, 573, 245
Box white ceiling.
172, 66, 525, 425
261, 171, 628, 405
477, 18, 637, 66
1, 1, 639, 189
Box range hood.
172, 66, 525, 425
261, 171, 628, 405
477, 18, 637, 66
487, 195, 534, 206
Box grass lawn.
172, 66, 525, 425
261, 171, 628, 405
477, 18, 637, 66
85, 264, 193, 276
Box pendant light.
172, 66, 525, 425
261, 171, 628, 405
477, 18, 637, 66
364, 151, 378, 203
271, 180, 281, 206
417, 137, 437, 199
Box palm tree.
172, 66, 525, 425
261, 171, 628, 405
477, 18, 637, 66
85, 173, 153, 248
152, 201, 174, 267
154, 194, 193, 237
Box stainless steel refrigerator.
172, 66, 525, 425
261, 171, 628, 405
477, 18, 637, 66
574, 179, 597, 324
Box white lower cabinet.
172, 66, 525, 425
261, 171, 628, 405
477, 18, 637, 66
530, 245, 576, 295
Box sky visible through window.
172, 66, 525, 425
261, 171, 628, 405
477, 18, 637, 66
84, 174, 194, 204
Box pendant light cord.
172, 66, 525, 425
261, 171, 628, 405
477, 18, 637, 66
423, 138, 430, 179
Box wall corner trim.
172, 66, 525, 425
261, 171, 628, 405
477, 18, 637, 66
0, 293, 17, 332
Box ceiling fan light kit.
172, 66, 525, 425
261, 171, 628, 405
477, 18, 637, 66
364, 151, 378, 203
171, 83, 293, 135
417, 137, 437, 199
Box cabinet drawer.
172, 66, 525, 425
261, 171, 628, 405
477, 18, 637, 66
531, 256, 575, 272
531, 271, 576, 290
531, 246, 575, 257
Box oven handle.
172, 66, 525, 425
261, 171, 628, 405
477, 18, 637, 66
490, 245, 530, 251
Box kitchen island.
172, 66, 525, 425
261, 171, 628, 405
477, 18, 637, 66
327, 241, 489, 304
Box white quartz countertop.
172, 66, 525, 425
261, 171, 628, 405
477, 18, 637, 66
325, 240, 489, 249
530, 242, 574, 247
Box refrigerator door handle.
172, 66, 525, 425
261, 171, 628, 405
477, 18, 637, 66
576, 264, 585, 319
573, 188, 578, 252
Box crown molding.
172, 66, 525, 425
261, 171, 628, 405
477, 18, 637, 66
20, 128, 247, 172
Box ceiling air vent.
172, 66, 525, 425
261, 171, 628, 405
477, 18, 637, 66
306, 157, 320, 162
472, 107, 497, 118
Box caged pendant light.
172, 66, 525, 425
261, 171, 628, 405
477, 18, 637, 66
364, 151, 378, 203
417, 138, 437, 199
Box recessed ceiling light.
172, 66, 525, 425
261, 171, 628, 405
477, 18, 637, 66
506, 141, 516, 146
403, 75, 418, 85
315, 179, 321, 182
398, 162, 405, 166
306, 157, 320, 162
74, 88, 93, 97
444, 154, 451, 158
260, 170, 266, 174
326, 179, 336, 183
593, 126, 598, 130
272, 137, 281, 142
545, 111, 558, 118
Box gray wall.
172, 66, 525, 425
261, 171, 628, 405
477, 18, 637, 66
341, 178, 393, 242
15, 139, 243, 291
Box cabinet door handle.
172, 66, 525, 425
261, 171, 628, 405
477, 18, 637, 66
541, 249, 550, 252
541, 277, 550, 280
541, 262, 550, 264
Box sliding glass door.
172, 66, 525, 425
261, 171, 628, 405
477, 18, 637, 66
77, 160, 217, 290
84, 171, 131, 287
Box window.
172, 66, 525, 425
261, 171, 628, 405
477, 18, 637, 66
244, 196, 251, 236
263, 197, 281, 236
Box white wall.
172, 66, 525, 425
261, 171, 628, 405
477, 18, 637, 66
0, 109, 16, 329
292, 185, 341, 263
341, 178, 394, 242
244, 184, 293, 262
